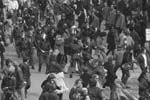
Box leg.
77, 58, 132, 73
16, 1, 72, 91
15, 45, 21, 58
16, 87, 25, 100
122, 70, 130, 86
29, 55, 34, 69
106, 49, 111, 55
25, 79, 31, 98
114, 64, 121, 73
1, 53, 4, 69
38, 54, 43, 72
45, 55, 50, 74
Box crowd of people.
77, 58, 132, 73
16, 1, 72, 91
0, 0, 150, 100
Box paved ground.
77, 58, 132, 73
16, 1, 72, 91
0, 44, 142, 100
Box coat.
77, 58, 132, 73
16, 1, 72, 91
39, 91, 59, 100
107, 30, 116, 50
88, 86, 103, 100
116, 13, 126, 29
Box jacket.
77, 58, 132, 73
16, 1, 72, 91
88, 86, 103, 100
39, 91, 59, 100
19, 63, 31, 80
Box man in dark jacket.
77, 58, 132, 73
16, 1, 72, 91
19, 58, 31, 98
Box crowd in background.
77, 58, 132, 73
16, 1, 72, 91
0, 0, 150, 100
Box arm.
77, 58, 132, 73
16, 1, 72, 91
17, 67, 24, 83
69, 88, 75, 100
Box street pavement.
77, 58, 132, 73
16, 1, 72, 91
0, 44, 141, 100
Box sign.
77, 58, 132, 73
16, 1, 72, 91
146, 28, 150, 41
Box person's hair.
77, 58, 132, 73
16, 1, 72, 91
74, 79, 82, 86
5, 59, 12, 66
23, 58, 28, 63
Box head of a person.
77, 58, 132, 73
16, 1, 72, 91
141, 47, 146, 54
5, 59, 13, 67
23, 58, 29, 64
74, 79, 83, 88
108, 56, 113, 63
61, 13, 66, 20
5, 59, 15, 74
47, 73, 56, 81
91, 74, 99, 81
89, 79, 97, 87
45, 82, 57, 92
82, 88, 88, 95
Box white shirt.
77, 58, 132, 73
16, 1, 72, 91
142, 53, 148, 68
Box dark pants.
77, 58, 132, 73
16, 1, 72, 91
58, 94, 63, 100
24, 78, 31, 97
38, 51, 49, 73
121, 69, 130, 85
0, 53, 4, 69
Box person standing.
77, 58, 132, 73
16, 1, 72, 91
39, 82, 59, 100
19, 58, 31, 98
88, 80, 104, 100
3, 59, 25, 100
106, 26, 116, 56
137, 48, 150, 100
